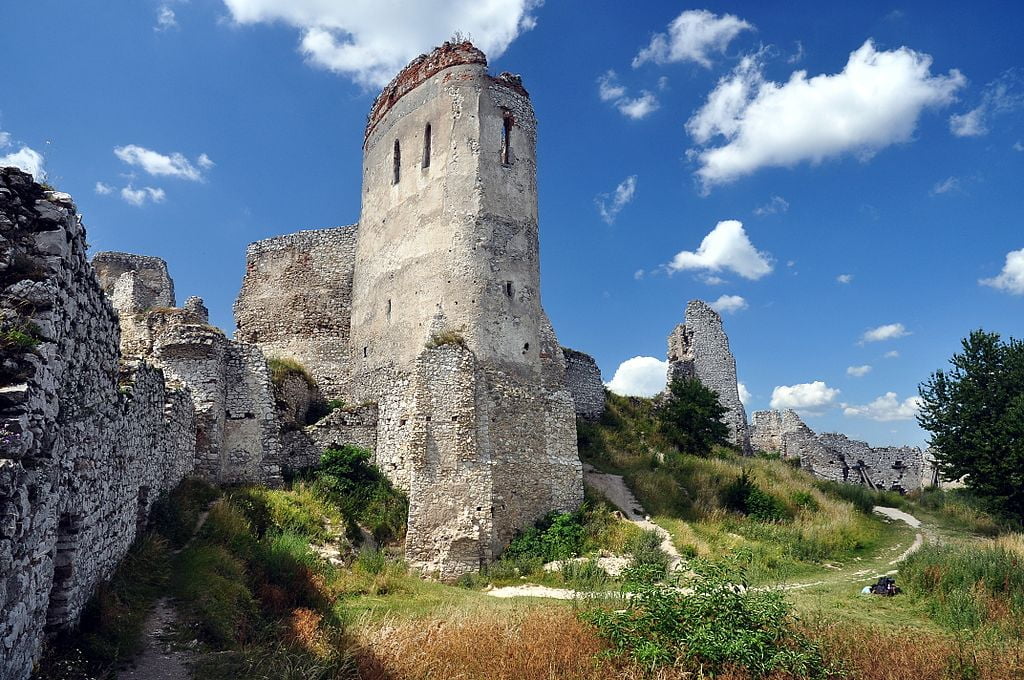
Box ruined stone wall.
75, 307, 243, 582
750, 408, 927, 492
562, 347, 605, 420
97, 258, 286, 486
0, 169, 195, 680
667, 300, 752, 454
234, 226, 357, 399
402, 345, 581, 579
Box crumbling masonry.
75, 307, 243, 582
0, 41, 609, 679
666, 300, 752, 454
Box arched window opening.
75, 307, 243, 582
501, 112, 514, 165
422, 123, 432, 168
392, 139, 401, 184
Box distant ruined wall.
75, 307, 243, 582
667, 300, 752, 454
234, 227, 358, 400
562, 347, 605, 420
750, 408, 927, 492
97, 256, 286, 486
0, 169, 196, 680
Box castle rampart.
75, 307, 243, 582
0, 169, 196, 679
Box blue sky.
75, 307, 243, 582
2, 1, 1022, 448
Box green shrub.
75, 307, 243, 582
723, 469, 790, 522
267, 356, 316, 389
502, 511, 585, 563
313, 445, 408, 544
624, 529, 670, 578
561, 558, 609, 590
0, 322, 41, 351
584, 559, 834, 678
657, 377, 730, 456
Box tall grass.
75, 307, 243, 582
900, 541, 1024, 633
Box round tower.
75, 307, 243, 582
349, 41, 542, 381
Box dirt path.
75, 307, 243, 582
582, 463, 684, 571
116, 598, 193, 680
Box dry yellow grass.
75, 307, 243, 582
346, 604, 1024, 680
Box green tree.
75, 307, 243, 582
918, 330, 1024, 521
657, 377, 729, 456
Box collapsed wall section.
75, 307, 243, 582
750, 408, 927, 492
667, 300, 752, 454
234, 226, 358, 399
0, 169, 195, 680
562, 347, 605, 420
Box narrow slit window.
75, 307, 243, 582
505, 281, 513, 297
501, 112, 513, 165
386, 299, 392, 320
422, 123, 432, 168
392, 139, 401, 184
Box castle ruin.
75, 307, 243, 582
0, 42, 605, 678
666, 300, 752, 454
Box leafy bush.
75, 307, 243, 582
624, 529, 669, 577
584, 560, 834, 678
313, 445, 408, 544
657, 377, 730, 456
502, 511, 586, 563
723, 469, 790, 522
561, 558, 609, 590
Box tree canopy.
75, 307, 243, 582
918, 330, 1024, 521
657, 377, 730, 456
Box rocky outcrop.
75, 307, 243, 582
667, 300, 752, 454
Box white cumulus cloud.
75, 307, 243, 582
94, 181, 113, 195
710, 294, 747, 314
597, 71, 659, 120
667, 220, 773, 280
884, 350, 900, 359
861, 323, 910, 343
0, 146, 46, 180
769, 381, 840, 414
846, 364, 872, 377
980, 248, 1024, 295
221, 0, 539, 88
686, 40, 965, 189
837, 273, 853, 284
596, 175, 637, 224
0, 131, 10, 147
843, 392, 922, 421
114, 145, 211, 181
633, 9, 753, 69
121, 185, 167, 207
605, 356, 668, 398
737, 381, 751, 406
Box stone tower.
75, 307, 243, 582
345, 42, 582, 578
667, 300, 752, 454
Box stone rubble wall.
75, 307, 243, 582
561, 347, 605, 420
281, 404, 380, 472
667, 300, 752, 454
0, 169, 196, 680
234, 226, 357, 400
96, 259, 287, 487
402, 345, 582, 579
750, 408, 928, 492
